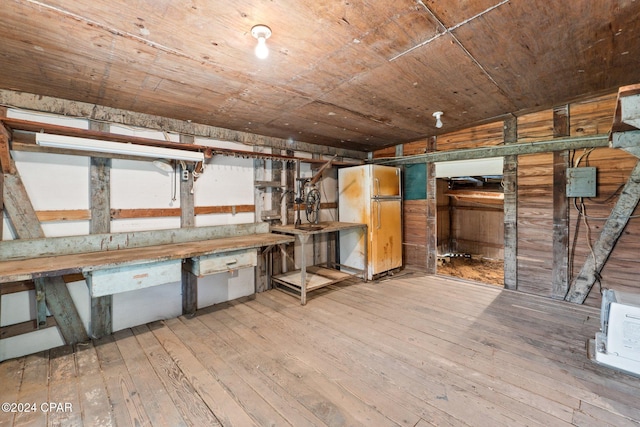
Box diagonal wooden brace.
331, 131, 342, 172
565, 159, 640, 303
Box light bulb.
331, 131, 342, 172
255, 36, 269, 59
251, 25, 272, 60
433, 111, 443, 128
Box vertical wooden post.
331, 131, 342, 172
426, 137, 437, 274
552, 105, 570, 299
285, 152, 296, 272
180, 134, 197, 315
503, 115, 518, 290
254, 147, 268, 292
180, 134, 195, 228
89, 121, 112, 338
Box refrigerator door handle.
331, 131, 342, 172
375, 178, 380, 197
376, 199, 381, 229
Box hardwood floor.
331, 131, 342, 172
1, 272, 639, 426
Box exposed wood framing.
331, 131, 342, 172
3, 169, 89, 344
29, 205, 258, 221
182, 269, 198, 316
180, 134, 196, 228
374, 134, 609, 165
1, 316, 57, 340
110, 205, 255, 219
551, 106, 570, 299
0, 89, 367, 160
0, 117, 12, 174
89, 120, 112, 339
2, 222, 271, 260
503, 116, 518, 290
254, 146, 271, 293
180, 134, 197, 315
426, 137, 437, 274
565, 159, 640, 303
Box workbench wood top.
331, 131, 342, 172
0, 232, 294, 283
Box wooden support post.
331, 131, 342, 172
182, 269, 198, 316
0, 115, 13, 174
180, 134, 197, 314
34, 278, 47, 327
551, 106, 570, 299
254, 147, 268, 292
503, 115, 518, 290
426, 137, 437, 274
180, 134, 196, 228
3, 170, 89, 344
89, 121, 113, 338
271, 152, 284, 277
565, 159, 640, 303
283, 151, 297, 273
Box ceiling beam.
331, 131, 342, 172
0, 89, 368, 160
372, 134, 611, 165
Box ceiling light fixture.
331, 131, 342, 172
35, 133, 204, 162
433, 111, 444, 129
251, 24, 272, 59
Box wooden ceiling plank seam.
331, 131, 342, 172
391, 0, 509, 62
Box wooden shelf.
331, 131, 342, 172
272, 266, 352, 293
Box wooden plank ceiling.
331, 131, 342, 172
0, 1, 639, 152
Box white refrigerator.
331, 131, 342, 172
338, 164, 402, 280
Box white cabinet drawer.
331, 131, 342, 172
187, 249, 257, 276
86, 259, 182, 297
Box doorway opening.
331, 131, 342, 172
435, 159, 504, 286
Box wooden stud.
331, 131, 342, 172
180, 134, 197, 315
426, 137, 437, 274
180, 134, 196, 228
182, 269, 198, 316
254, 147, 268, 293
0, 120, 12, 174
551, 106, 570, 299
503, 115, 518, 290
89, 121, 112, 339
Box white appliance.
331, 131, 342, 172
338, 164, 402, 280
589, 289, 640, 377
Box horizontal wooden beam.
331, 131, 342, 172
36, 209, 91, 221
111, 205, 255, 219
11, 130, 364, 166
445, 190, 504, 200
0, 316, 58, 340
1, 222, 270, 260
373, 135, 610, 165
32, 206, 256, 222
0, 89, 368, 159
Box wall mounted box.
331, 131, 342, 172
85, 259, 182, 297
567, 167, 597, 197
186, 249, 257, 277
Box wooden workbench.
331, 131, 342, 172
0, 232, 294, 284
270, 221, 367, 304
